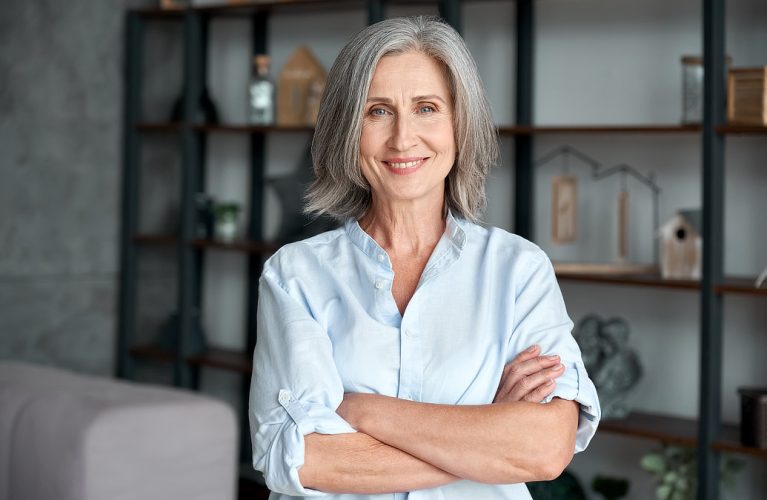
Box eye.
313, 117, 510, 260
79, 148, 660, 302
418, 104, 436, 113
369, 107, 388, 117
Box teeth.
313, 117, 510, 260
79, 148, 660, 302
388, 160, 421, 169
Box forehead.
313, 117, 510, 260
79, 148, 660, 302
368, 51, 451, 97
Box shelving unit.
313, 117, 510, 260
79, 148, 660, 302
118, 0, 765, 498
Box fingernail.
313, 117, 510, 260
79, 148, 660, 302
528, 345, 538, 353
546, 355, 559, 361
550, 364, 564, 372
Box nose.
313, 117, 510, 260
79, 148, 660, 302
387, 112, 418, 151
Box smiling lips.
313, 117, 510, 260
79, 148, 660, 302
383, 157, 429, 174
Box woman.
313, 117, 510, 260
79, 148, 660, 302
250, 16, 600, 499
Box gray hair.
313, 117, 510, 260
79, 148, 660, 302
304, 16, 499, 222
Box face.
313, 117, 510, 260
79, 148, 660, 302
359, 51, 456, 209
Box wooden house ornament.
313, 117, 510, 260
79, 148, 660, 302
277, 45, 326, 126
659, 209, 702, 280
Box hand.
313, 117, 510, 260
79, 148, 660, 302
493, 345, 564, 404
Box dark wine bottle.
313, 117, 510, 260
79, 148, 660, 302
170, 86, 220, 124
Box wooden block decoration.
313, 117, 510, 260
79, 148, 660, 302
160, 0, 187, 8
727, 66, 767, 126
277, 46, 327, 126
551, 175, 577, 244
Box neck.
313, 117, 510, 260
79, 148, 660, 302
358, 195, 446, 256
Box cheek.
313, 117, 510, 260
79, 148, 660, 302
426, 120, 456, 153
359, 122, 388, 156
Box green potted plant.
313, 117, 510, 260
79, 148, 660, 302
214, 202, 241, 242
640, 445, 743, 500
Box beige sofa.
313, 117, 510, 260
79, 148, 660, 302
0, 361, 238, 500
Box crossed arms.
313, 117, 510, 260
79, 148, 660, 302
298, 347, 579, 494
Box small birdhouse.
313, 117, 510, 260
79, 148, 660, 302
659, 209, 702, 280
277, 45, 326, 126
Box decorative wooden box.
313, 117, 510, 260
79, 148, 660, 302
727, 67, 767, 126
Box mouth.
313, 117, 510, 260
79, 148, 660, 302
382, 157, 429, 175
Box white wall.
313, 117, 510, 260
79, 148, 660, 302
200, 0, 767, 497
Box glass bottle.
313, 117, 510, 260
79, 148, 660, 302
248, 55, 275, 125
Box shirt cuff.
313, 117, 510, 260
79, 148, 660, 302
255, 389, 357, 496
543, 361, 601, 453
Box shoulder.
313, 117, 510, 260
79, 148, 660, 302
460, 219, 549, 269
262, 225, 348, 282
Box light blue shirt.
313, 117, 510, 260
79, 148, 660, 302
249, 211, 601, 499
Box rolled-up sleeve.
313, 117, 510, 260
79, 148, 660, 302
249, 264, 356, 496
507, 252, 601, 453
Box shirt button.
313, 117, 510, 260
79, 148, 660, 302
375, 281, 385, 290
377, 254, 385, 262
405, 329, 413, 337
278, 390, 291, 405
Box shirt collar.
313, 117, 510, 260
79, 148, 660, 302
344, 209, 467, 268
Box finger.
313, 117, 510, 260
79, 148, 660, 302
496, 355, 560, 400
509, 344, 541, 365
524, 379, 556, 403
506, 363, 564, 401
503, 354, 561, 388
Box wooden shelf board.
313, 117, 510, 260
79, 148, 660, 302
556, 271, 700, 290
186, 347, 252, 374
498, 124, 701, 135
712, 431, 767, 459
191, 238, 282, 254
133, 234, 179, 246
136, 122, 183, 133
193, 0, 361, 15
717, 277, 767, 296
717, 124, 767, 135
555, 267, 767, 295
133, 8, 185, 19
600, 412, 767, 460
599, 412, 699, 447
192, 123, 314, 133
129, 344, 175, 363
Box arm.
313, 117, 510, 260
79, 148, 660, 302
300, 432, 458, 494
338, 394, 578, 484
299, 345, 562, 492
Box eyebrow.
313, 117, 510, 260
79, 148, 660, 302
366, 94, 448, 104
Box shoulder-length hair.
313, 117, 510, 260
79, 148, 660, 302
304, 15, 499, 223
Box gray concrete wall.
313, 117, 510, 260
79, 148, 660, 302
0, 0, 157, 376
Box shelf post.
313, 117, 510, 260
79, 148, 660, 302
438, 0, 462, 34
177, 9, 205, 389
367, 0, 384, 25
242, 9, 270, 467
514, 0, 534, 239
698, 0, 726, 498
117, 11, 143, 380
